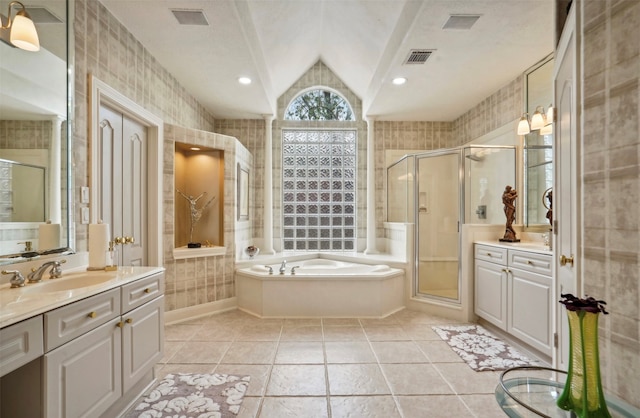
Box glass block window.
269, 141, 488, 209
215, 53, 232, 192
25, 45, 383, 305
282, 130, 357, 251
284, 89, 355, 121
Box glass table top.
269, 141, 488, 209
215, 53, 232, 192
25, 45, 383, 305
495, 366, 640, 418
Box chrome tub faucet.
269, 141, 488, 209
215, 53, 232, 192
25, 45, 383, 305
279, 260, 287, 274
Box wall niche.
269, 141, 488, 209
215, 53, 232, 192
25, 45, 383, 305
174, 142, 224, 254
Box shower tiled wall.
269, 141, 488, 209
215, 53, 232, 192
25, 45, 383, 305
580, 0, 640, 406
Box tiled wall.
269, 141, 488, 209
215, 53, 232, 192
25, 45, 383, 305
215, 119, 265, 248
163, 124, 250, 310
373, 75, 523, 233
580, 0, 640, 406
452, 76, 524, 145
73, 0, 216, 253
216, 72, 524, 248
0, 120, 52, 149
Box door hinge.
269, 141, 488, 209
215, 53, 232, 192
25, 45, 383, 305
553, 332, 558, 348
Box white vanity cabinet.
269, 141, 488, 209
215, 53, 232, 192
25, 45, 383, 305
41, 271, 164, 418
474, 243, 553, 356
0, 316, 44, 377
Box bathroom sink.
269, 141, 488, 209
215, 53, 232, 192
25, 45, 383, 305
20, 273, 115, 294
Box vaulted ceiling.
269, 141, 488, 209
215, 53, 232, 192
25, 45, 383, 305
101, 0, 555, 121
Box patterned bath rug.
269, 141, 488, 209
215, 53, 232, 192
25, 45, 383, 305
125, 372, 250, 417
432, 324, 534, 371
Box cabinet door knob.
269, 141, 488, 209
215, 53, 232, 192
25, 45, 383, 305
116, 321, 124, 328
527, 260, 534, 265
144, 288, 151, 294
88, 311, 97, 318
126, 318, 133, 324
560, 254, 574, 267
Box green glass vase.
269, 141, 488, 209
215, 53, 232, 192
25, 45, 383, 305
557, 308, 611, 418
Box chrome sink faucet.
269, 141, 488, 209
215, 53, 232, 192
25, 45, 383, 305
279, 260, 287, 275
27, 259, 66, 283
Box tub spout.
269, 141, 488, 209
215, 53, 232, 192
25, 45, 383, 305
279, 260, 287, 274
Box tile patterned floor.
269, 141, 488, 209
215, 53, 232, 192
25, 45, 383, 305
156, 309, 509, 417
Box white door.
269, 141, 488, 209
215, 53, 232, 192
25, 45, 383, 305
553, 5, 579, 369
98, 103, 147, 266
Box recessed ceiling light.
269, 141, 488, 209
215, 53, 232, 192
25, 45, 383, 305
392, 77, 407, 85
190, 147, 201, 151
238, 77, 252, 85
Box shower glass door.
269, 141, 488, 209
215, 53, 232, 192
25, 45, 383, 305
415, 151, 461, 301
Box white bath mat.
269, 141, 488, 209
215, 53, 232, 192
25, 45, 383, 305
125, 372, 250, 417
432, 324, 534, 371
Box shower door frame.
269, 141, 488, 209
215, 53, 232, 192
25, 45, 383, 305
413, 148, 464, 303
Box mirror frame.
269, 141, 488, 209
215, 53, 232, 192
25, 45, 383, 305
0, 0, 74, 265
523, 53, 554, 230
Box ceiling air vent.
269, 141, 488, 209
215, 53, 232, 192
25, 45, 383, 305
25, 7, 63, 24
442, 14, 481, 30
171, 9, 209, 26
404, 49, 433, 65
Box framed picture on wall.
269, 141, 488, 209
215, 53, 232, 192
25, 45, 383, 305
238, 164, 249, 221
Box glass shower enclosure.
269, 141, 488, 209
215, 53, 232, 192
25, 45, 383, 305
387, 145, 516, 303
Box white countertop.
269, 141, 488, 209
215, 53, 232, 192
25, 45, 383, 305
475, 240, 553, 255
0, 266, 164, 329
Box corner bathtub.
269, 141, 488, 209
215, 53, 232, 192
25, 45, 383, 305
235, 258, 405, 318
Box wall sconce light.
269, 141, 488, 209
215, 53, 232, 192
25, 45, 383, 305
0, 1, 40, 52
545, 104, 554, 125
517, 113, 530, 135
517, 105, 555, 136
530, 106, 546, 130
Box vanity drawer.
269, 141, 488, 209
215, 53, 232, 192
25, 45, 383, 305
121, 272, 164, 314
509, 250, 552, 275
475, 244, 508, 265
0, 315, 44, 377
44, 288, 120, 351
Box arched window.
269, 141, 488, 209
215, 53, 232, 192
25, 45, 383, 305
282, 87, 357, 251
285, 89, 355, 121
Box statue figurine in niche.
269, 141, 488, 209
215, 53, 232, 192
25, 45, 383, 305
500, 185, 520, 242
177, 189, 217, 248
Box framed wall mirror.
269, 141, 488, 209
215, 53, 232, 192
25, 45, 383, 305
0, 0, 73, 265
523, 54, 554, 229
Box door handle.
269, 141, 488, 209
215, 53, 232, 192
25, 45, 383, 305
124, 236, 135, 244
114, 236, 126, 245
560, 254, 574, 267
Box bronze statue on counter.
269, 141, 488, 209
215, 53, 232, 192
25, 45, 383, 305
500, 185, 520, 242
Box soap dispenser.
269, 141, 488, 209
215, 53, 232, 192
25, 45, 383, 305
105, 240, 118, 271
